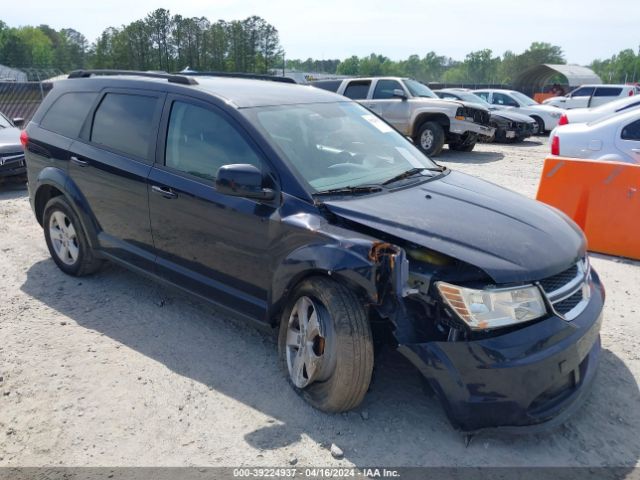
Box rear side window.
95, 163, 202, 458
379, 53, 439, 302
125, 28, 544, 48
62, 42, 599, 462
621, 119, 640, 141
594, 87, 623, 97
91, 93, 158, 160
343, 81, 371, 100
40, 92, 97, 138
373, 80, 403, 99
475, 91, 490, 101
165, 101, 262, 181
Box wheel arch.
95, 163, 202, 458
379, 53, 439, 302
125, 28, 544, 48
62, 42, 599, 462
33, 167, 100, 248
412, 112, 451, 138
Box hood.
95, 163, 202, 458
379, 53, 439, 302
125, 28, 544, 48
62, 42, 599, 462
529, 103, 564, 113
543, 96, 566, 105
0, 127, 22, 153
323, 171, 585, 284
490, 109, 536, 123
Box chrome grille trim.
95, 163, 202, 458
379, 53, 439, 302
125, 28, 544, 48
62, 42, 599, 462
537, 257, 591, 321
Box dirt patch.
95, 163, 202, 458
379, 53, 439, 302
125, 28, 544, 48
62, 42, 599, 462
1, 140, 639, 468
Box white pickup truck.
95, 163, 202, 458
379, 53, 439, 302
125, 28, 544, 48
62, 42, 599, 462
312, 77, 494, 156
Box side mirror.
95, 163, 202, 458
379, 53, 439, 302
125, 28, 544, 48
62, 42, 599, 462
393, 89, 407, 100
215, 164, 275, 201
12, 117, 24, 127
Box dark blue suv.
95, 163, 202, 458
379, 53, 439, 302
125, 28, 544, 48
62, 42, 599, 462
23, 70, 604, 432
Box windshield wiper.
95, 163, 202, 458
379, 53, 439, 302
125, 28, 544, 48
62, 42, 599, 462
381, 166, 443, 186
314, 185, 383, 196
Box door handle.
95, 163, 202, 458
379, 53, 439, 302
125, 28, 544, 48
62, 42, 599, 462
151, 185, 178, 199
70, 156, 89, 167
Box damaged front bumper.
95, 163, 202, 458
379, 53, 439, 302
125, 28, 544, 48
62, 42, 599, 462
449, 118, 495, 138
397, 271, 604, 432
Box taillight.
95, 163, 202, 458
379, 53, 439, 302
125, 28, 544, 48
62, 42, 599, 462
558, 113, 568, 126
20, 130, 28, 148
551, 135, 560, 155
630, 89, 635, 96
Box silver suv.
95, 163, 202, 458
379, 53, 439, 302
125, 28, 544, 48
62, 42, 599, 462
313, 77, 494, 155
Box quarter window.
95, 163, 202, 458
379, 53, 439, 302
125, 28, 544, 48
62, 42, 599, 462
372, 80, 404, 99
621, 119, 640, 141
165, 101, 262, 181
40, 92, 98, 138
343, 81, 371, 100
91, 93, 158, 160
474, 91, 490, 101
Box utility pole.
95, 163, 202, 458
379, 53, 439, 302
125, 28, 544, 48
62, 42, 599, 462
632, 44, 639, 83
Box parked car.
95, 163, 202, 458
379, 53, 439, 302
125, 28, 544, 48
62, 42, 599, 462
556, 95, 640, 126
550, 107, 640, 163
0, 111, 26, 182
24, 70, 604, 432
473, 89, 565, 134
434, 89, 536, 142
313, 77, 494, 156
543, 84, 639, 110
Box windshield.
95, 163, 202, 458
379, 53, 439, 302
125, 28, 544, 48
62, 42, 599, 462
451, 91, 492, 108
0, 113, 12, 128
245, 102, 439, 193
510, 91, 538, 106
403, 79, 438, 98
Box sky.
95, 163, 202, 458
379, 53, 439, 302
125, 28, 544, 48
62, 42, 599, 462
4, 0, 639, 65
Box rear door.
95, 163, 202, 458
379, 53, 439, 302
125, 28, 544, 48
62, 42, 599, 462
592, 86, 623, 107
68, 88, 165, 270
616, 117, 640, 163
148, 94, 277, 320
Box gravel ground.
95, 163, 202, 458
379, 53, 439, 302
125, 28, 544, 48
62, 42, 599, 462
1, 139, 639, 468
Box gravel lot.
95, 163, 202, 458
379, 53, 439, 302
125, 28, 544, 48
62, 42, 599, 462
1, 139, 639, 468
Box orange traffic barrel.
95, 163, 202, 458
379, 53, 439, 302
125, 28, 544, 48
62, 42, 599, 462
536, 157, 640, 260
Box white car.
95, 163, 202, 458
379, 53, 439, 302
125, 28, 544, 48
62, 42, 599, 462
556, 95, 640, 126
543, 84, 639, 110
473, 89, 565, 134
550, 107, 640, 163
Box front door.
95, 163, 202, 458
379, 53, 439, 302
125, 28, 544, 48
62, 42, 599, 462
367, 79, 412, 135
148, 95, 277, 320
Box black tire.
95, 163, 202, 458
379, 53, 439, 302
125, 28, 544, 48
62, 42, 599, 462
43, 196, 103, 276
415, 121, 445, 156
278, 276, 374, 412
449, 141, 476, 152
531, 116, 545, 135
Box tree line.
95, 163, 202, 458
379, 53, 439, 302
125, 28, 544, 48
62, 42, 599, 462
0, 9, 283, 75
1, 12, 638, 85
288, 43, 640, 85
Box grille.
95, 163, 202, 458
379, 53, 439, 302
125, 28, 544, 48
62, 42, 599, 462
516, 122, 534, 133
539, 264, 578, 293
538, 258, 590, 321
471, 109, 490, 126
554, 290, 584, 315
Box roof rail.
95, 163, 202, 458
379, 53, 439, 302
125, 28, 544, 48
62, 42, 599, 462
67, 70, 198, 86
178, 71, 296, 84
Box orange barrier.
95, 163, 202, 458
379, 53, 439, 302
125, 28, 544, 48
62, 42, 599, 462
533, 93, 557, 104
536, 157, 640, 260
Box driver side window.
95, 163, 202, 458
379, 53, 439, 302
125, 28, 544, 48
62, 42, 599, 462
165, 101, 262, 181
372, 80, 404, 99
493, 93, 518, 107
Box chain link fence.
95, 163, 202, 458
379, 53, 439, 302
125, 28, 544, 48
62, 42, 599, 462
0, 68, 64, 125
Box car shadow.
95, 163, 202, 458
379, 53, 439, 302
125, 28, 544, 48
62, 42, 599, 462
20, 259, 640, 468
0, 181, 28, 200
438, 150, 505, 164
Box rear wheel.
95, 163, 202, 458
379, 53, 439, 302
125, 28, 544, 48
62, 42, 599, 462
278, 277, 374, 412
43, 196, 103, 276
415, 121, 445, 156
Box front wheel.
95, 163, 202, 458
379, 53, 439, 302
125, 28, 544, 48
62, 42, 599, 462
278, 277, 374, 412
415, 121, 445, 156
531, 116, 545, 135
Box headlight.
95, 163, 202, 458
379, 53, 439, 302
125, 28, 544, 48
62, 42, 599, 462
549, 112, 562, 118
437, 282, 547, 330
